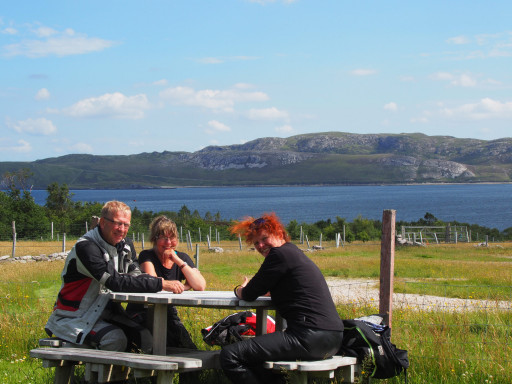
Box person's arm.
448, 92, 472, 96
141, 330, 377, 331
75, 240, 163, 293
139, 258, 187, 293
171, 251, 206, 291
237, 249, 284, 301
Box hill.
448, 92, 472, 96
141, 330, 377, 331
1, 132, 511, 189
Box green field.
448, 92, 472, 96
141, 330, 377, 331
0, 240, 510, 383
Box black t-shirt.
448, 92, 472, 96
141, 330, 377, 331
241, 242, 343, 332
138, 249, 195, 281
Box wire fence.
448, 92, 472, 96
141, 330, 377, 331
327, 279, 512, 375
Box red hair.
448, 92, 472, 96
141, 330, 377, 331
230, 212, 290, 244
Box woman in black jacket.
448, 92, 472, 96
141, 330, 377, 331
220, 213, 343, 384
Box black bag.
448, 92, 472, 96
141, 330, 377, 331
201, 311, 275, 347
339, 315, 409, 381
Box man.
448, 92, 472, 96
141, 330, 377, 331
45, 200, 179, 352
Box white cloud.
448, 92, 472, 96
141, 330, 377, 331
35, 88, 50, 100
3, 25, 116, 58
207, 120, 231, 132
160, 85, 268, 112
152, 79, 168, 86
197, 57, 224, 64
2, 27, 17, 35
7, 117, 57, 135
351, 69, 377, 76
431, 72, 477, 87
275, 124, 293, 133
446, 35, 470, 45
34, 26, 58, 38
248, 107, 289, 120
59, 92, 150, 119
69, 142, 93, 153
384, 102, 398, 111
440, 98, 512, 120
0, 139, 32, 153
410, 116, 429, 124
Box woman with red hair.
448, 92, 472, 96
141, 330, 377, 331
220, 213, 343, 384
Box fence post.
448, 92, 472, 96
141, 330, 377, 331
319, 233, 322, 247
51, 222, 54, 240
380, 209, 395, 328
12, 226, 16, 258
62, 233, 66, 253
142, 233, 145, 250
195, 244, 200, 269
238, 235, 242, 251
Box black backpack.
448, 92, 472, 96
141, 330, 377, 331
201, 311, 276, 346
339, 315, 409, 381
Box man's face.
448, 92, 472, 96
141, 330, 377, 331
99, 211, 131, 246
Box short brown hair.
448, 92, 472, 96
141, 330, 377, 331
149, 215, 179, 244
101, 201, 131, 219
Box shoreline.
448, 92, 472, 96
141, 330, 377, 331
27, 181, 512, 191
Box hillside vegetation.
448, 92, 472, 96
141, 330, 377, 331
1, 132, 511, 188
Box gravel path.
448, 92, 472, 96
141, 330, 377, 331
326, 278, 511, 312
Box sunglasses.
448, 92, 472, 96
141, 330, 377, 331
250, 218, 266, 229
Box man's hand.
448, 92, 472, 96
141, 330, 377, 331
161, 279, 186, 294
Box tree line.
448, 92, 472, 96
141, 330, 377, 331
1, 169, 510, 242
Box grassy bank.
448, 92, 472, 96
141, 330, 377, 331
0, 241, 510, 383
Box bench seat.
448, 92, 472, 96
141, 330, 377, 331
30, 347, 212, 384
265, 355, 360, 384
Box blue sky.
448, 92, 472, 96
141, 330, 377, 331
2, 0, 512, 162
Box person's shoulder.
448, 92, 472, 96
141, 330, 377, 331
177, 251, 194, 264
75, 237, 103, 257
138, 249, 157, 263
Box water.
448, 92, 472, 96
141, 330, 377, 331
31, 184, 512, 230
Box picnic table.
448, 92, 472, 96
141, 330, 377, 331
31, 290, 359, 383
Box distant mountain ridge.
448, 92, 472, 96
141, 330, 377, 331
1, 132, 511, 189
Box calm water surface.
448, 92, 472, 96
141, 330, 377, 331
31, 184, 512, 230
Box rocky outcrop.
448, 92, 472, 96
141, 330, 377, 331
0, 252, 68, 263
10, 131, 512, 187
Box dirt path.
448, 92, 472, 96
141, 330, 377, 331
326, 278, 511, 312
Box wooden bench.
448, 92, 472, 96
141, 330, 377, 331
265, 355, 360, 384
30, 347, 220, 384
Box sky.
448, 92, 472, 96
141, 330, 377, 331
1, 0, 512, 162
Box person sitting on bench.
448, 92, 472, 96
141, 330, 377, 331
220, 213, 344, 384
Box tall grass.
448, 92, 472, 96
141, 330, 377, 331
0, 240, 510, 383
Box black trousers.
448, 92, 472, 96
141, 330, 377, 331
220, 326, 343, 384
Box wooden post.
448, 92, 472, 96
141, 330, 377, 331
12, 234, 16, 258
195, 244, 200, 269
207, 234, 211, 249
142, 233, 145, 250
379, 209, 396, 328
51, 221, 54, 240
198, 228, 202, 242
305, 235, 310, 249
238, 235, 242, 250
319, 233, 322, 247
62, 233, 66, 253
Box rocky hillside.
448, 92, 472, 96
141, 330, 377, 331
1, 132, 511, 188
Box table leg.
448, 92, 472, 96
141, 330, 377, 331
255, 308, 268, 335
275, 312, 286, 331
152, 303, 167, 355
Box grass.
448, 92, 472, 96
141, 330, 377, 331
0, 240, 511, 383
